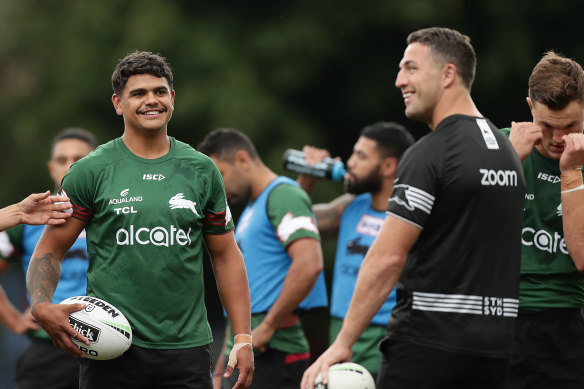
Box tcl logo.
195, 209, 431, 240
143, 174, 166, 181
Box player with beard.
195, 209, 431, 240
297, 121, 414, 379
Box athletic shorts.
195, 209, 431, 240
509, 308, 584, 389
377, 339, 510, 389
329, 317, 385, 377
80, 344, 213, 389
221, 347, 309, 389
16, 337, 79, 389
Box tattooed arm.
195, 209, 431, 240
312, 193, 355, 240
27, 217, 90, 357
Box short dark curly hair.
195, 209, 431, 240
111, 51, 173, 96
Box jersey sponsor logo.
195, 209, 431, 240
355, 214, 384, 237
143, 174, 166, 181
109, 188, 143, 205
225, 201, 232, 226
169, 193, 200, 216
522, 227, 568, 255
66, 296, 122, 318
476, 118, 500, 150
389, 184, 434, 214
116, 225, 192, 247
537, 172, 560, 183
525, 193, 535, 200
68, 317, 101, 343
114, 206, 138, 215
412, 291, 518, 317
557, 203, 562, 217
479, 169, 518, 187
276, 212, 319, 242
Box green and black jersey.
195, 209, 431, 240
61, 137, 234, 349
501, 128, 584, 309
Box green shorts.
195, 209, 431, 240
329, 317, 386, 376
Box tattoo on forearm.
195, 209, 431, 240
26, 253, 61, 306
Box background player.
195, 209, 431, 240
297, 121, 414, 379
503, 51, 584, 388
0, 127, 96, 389
198, 128, 327, 389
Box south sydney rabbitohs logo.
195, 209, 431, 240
169, 193, 200, 216
111, 188, 142, 215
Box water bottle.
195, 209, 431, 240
282, 149, 346, 181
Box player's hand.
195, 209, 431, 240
251, 321, 274, 353
31, 302, 89, 357
19, 191, 73, 226
300, 341, 352, 389
508, 121, 543, 162
560, 133, 584, 172
226, 343, 254, 389
12, 307, 40, 334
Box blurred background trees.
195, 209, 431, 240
1, 0, 583, 385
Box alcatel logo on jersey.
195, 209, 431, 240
143, 174, 166, 181
537, 172, 560, 183
116, 225, 192, 247
479, 169, 518, 187
169, 193, 200, 216
522, 227, 568, 255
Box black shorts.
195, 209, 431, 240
220, 347, 309, 389
377, 339, 510, 389
16, 337, 79, 389
509, 308, 584, 389
80, 344, 213, 389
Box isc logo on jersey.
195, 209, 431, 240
479, 169, 518, 187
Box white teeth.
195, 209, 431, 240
403, 92, 413, 99
144, 111, 159, 115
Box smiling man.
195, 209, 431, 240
24, 51, 254, 389
503, 52, 584, 389
301, 27, 525, 389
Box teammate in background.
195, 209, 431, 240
0, 192, 72, 232
302, 27, 526, 389
0, 128, 96, 389
503, 52, 584, 388
25, 52, 253, 389
197, 128, 328, 389
296, 121, 414, 379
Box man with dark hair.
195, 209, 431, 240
25, 51, 254, 389
0, 127, 95, 389
297, 121, 414, 380
302, 27, 525, 389
197, 128, 327, 389
503, 51, 584, 388
0, 128, 96, 389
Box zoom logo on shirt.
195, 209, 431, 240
479, 169, 518, 187
116, 225, 192, 247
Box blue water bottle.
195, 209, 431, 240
282, 149, 346, 181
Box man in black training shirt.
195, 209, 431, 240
301, 27, 526, 389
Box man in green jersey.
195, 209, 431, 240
25, 52, 254, 389
504, 51, 584, 388
197, 128, 327, 389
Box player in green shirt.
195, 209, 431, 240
504, 51, 584, 388
25, 51, 254, 389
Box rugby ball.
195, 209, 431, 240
314, 362, 376, 389
60, 296, 132, 360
